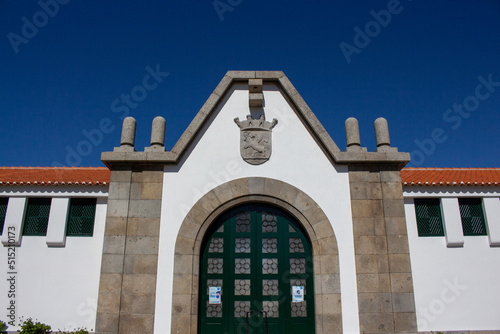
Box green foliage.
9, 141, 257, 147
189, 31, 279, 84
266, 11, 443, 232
16, 318, 90, 334
18, 318, 51, 334
56, 329, 89, 334
0, 320, 7, 332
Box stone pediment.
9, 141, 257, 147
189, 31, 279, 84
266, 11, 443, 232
102, 71, 409, 168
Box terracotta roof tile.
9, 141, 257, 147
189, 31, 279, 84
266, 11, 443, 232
401, 168, 500, 186
0, 167, 110, 185
1, 167, 498, 187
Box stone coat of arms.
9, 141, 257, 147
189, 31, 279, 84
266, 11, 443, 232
234, 114, 278, 165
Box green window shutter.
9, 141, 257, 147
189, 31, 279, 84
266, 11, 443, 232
67, 198, 96, 237
414, 198, 444, 237
459, 198, 487, 236
23, 198, 51, 236
0, 198, 8, 235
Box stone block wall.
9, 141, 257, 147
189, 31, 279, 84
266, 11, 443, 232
95, 166, 163, 334
349, 165, 417, 334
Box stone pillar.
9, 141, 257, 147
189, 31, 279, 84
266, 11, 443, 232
349, 165, 417, 333
117, 117, 137, 152
145, 116, 166, 152
95, 166, 163, 334
150, 116, 166, 149
374, 117, 391, 151
345, 117, 361, 150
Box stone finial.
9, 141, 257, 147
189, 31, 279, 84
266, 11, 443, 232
345, 117, 360, 147
374, 117, 392, 151
119, 117, 136, 151
249, 79, 263, 108
151, 116, 166, 146
145, 116, 166, 152
344, 117, 367, 152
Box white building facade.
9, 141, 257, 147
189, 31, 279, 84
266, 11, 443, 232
402, 174, 500, 332
0, 72, 499, 334
0, 169, 109, 332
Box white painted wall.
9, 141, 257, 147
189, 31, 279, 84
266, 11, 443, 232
483, 197, 500, 246
46, 197, 71, 247
156, 85, 360, 333
440, 198, 464, 247
0, 192, 107, 332
403, 189, 500, 332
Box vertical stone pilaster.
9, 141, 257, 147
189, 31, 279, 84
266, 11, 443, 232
96, 167, 131, 334
349, 165, 417, 334
96, 166, 163, 334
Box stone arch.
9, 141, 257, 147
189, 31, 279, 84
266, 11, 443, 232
171, 177, 342, 334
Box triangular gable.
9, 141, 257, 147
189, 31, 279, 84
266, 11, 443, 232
170, 71, 341, 164
102, 71, 409, 168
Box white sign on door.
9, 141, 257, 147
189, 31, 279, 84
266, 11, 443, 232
292, 286, 304, 303
209, 286, 221, 304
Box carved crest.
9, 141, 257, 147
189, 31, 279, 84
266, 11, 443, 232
234, 114, 278, 165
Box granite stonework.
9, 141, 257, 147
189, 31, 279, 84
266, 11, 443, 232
349, 165, 417, 334
95, 166, 163, 334
343, 113, 417, 333
96, 71, 422, 334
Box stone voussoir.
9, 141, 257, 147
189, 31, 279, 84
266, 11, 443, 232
213, 182, 235, 204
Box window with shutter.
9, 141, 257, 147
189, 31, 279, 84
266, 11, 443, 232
66, 198, 97, 237
0, 198, 8, 235
23, 198, 51, 236
414, 198, 445, 237
459, 198, 487, 236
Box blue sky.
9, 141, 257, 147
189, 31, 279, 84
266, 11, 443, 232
0, 0, 499, 168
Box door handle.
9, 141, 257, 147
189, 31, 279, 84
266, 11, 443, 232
259, 310, 268, 334
246, 311, 254, 334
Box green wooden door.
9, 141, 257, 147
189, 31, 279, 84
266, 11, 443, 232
199, 204, 315, 334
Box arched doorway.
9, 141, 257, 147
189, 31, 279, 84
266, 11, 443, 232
171, 178, 342, 334
199, 204, 315, 334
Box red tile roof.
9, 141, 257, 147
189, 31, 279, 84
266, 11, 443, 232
0, 167, 110, 185
0, 167, 498, 186
401, 168, 500, 186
